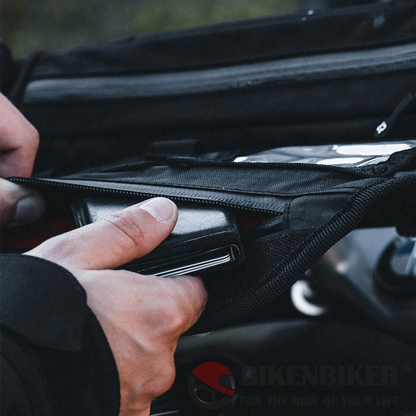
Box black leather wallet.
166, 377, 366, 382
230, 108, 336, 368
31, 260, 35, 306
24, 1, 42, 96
72, 197, 244, 277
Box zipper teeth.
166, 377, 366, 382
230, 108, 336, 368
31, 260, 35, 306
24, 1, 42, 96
11, 177, 280, 215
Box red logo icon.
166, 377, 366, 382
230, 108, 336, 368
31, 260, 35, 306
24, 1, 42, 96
188, 362, 236, 409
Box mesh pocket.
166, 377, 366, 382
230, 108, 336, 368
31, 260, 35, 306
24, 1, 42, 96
191, 230, 311, 333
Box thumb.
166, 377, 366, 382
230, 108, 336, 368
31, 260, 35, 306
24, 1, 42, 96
27, 197, 178, 271
0, 178, 45, 227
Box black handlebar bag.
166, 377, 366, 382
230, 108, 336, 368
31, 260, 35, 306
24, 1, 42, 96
3, 1, 416, 333
8, 143, 416, 333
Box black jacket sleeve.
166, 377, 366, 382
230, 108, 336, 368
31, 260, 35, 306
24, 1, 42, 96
0, 254, 120, 416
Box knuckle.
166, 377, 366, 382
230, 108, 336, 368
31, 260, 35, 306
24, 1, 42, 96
146, 362, 176, 398
176, 276, 208, 315
188, 276, 208, 307
158, 305, 187, 338
28, 125, 40, 150
104, 211, 146, 249
155, 278, 208, 336
159, 364, 176, 392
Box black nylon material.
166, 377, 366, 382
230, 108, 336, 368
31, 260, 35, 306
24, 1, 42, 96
190, 174, 416, 333
9, 147, 415, 333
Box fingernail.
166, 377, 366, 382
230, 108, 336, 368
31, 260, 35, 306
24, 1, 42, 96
139, 198, 177, 223
11, 194, 45, 225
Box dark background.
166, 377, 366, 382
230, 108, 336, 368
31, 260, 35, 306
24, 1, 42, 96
2, 0, 296, 58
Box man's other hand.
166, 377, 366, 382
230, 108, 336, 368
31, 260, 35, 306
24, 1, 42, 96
0, 93, 45, 226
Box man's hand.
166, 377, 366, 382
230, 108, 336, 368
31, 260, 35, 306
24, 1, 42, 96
0, 93, 45, 226
26, 197, 208, 416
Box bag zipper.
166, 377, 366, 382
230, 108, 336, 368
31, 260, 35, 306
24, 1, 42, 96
9, 177, 282, 215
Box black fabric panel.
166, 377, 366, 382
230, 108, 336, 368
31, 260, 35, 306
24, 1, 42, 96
189, 175, 416, 333
27, 2, 416, 79
21, 70, 416, 143
287, 193, 354, 229
65, 164, 380, 198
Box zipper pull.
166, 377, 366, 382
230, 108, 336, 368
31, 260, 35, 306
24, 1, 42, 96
374, 92, 416, 140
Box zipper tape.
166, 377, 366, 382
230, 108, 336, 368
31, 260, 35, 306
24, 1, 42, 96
9, 177, 285, 215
